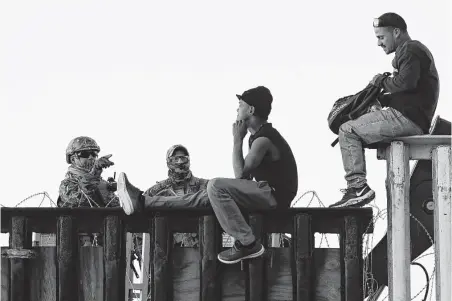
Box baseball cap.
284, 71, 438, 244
167, 144, 189, 158
236, 86, 273, 119
373, 13, 407, 30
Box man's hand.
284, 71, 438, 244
91, 154, 114, 176
370, 74, 385, 87
232, 120, 248, 142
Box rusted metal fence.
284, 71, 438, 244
1, 207, 373, 301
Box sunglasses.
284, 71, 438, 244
169, 155, 189, 163
77, 151, 98, 159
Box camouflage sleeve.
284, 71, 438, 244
144, 181, 165, 197
198, 178, 209, 190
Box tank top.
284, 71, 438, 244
248, 123, 298, 207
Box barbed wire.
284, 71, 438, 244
366, 206, 436, 301
13, 191, 57, 207
292, 190, 333, 248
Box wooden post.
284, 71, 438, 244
10, 216, 30, 301
293, 213, 313, 301
104, 215, 126, 301
248, 214, 265, 301
433, 145, 452, 301
343, 216, 363, 300
153, 217, 170, 301
199, 215, 219, 301
386, 141, 411, 301
57, 216, 78, 301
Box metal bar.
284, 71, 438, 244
10, 216, 30, 301
433, 145, 452, 301
293, 213, 313, 301
124, 232, 133, 301
153, 217, 170, 301
103, 215, 126, 301
200, 215, 220, 301
140, 231, 152, 301
343, 216, 363, 300
57, 216, 78, 301
248, 214, 265, 301
386, 141, 411, 301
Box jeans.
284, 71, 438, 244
142, 177, 277, 245
339, 108, 423, 188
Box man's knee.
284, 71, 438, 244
339, 121, 354, 135
207, 177, 229, 194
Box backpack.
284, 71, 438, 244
327, 72, 391, 147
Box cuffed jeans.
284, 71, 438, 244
142, 178, 277, 245
339, 108, 423, 188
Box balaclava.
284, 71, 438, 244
166, 144, 192, 183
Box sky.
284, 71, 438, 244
1, 1, 451, 300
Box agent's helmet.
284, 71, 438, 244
65, 136, 100, 164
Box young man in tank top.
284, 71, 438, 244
116, 86, 299, 264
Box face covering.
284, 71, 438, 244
167, 155, 191, 183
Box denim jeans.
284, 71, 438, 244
339, 108, 423, 188
142, 177, 277, 245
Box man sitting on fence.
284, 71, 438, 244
329, 12, 439, 208
117, 86, 299, 264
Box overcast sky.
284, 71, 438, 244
1, 1, 450, 299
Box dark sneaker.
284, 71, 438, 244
117, 172, 144, 215
329, 184, 375, 208
217, 240, 265, 264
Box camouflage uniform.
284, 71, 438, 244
132, 144, 208, 265
147, 144, 208, 247
58, 167, 120, 208
58, 136, 119, 247
58, 136, 120, 208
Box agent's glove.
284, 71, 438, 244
91, 154, 114, 177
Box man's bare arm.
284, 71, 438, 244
236, 137, 272, 179
232, 140, 245, 178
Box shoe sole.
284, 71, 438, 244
335, 190, 376, 208
118, 173, 134, 215
217, 245, 265, 264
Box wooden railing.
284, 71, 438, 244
377, 135, 451, 301
1, 207, 374, 301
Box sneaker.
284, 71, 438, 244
117, 172, 144, 215
329, 184, 375, 208
217, 240, 265, 264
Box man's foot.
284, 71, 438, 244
217, 240, 265, 264
329, 184, 375, 208
117, 172, 144, 215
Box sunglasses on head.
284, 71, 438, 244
77, 150, 98, 159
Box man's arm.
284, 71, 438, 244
234, 137, 272, 179
144, 180, 171, 197
198, 178, 209, 190
382, 50, 421, 93
232, 139, 246, 178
